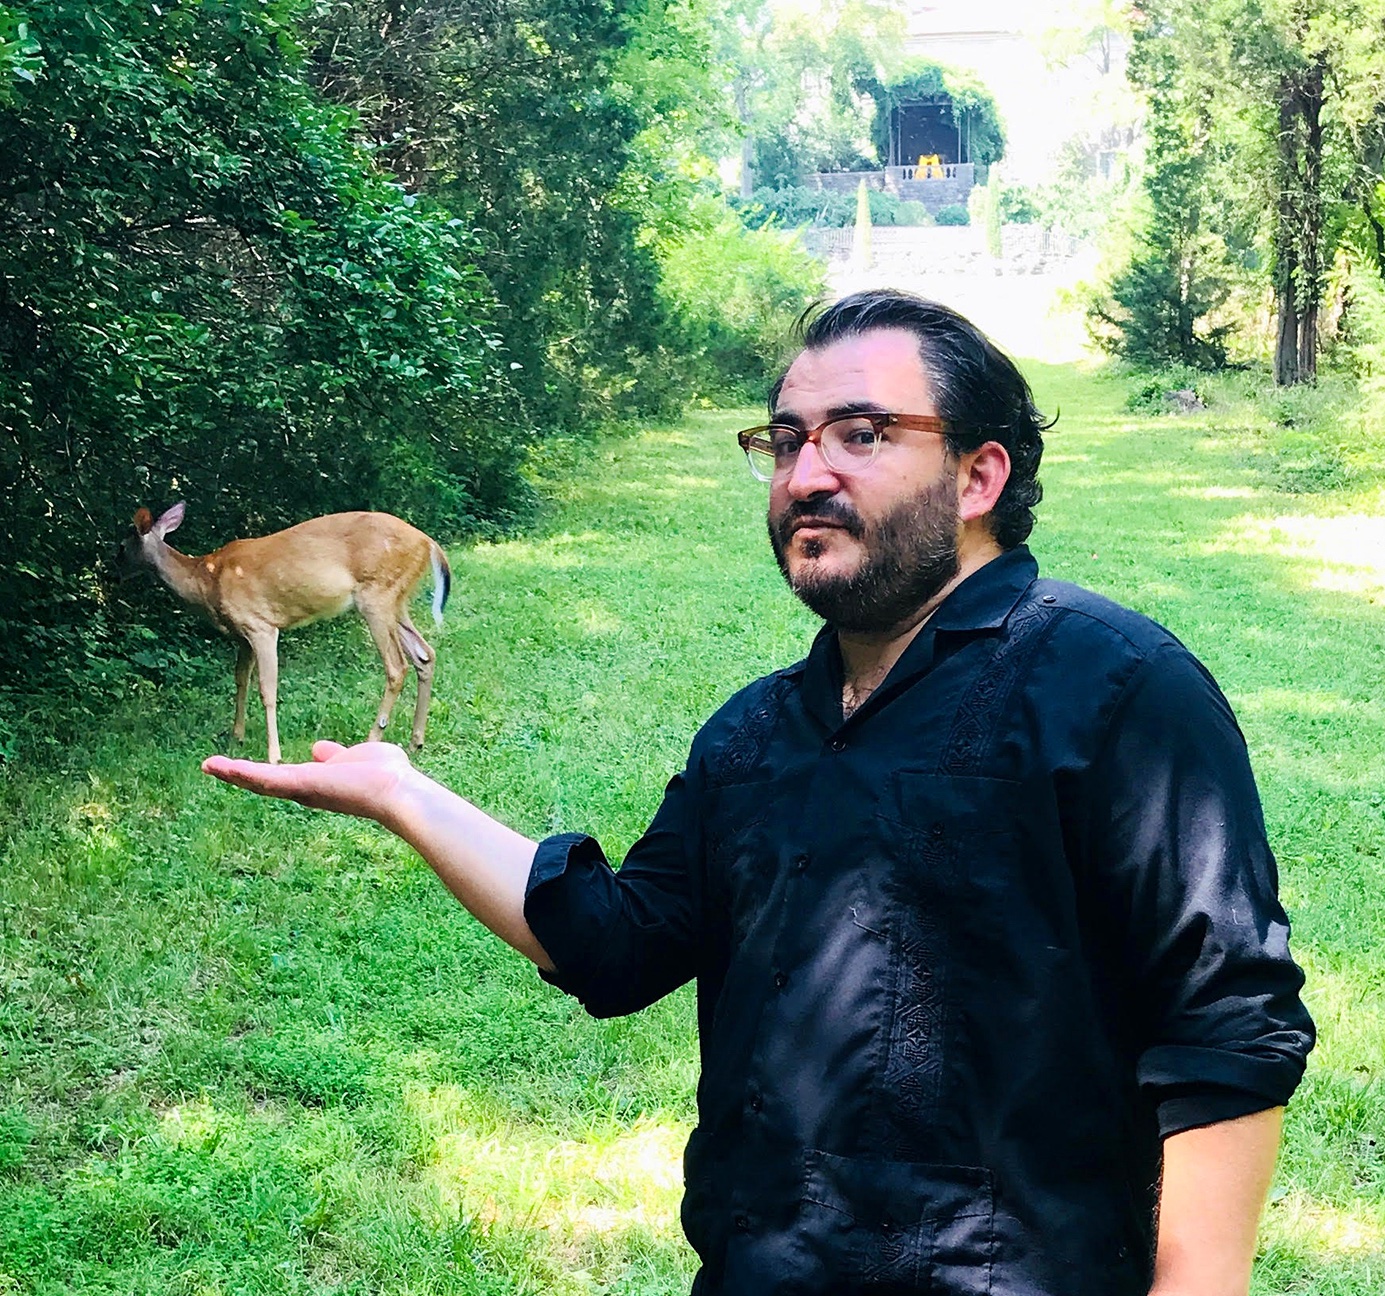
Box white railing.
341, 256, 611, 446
887, 163, 973, 183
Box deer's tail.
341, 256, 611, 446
430, 543, 451, 626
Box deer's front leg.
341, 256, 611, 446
233, 639, 253, 745
247, 628, 282, 763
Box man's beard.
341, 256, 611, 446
768, 473, 960, 634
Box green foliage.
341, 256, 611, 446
653, 197, 826, 404
995, 183, 1041, 225
934, 203, 970, 226
0, 0, 526, 680
732, 0, 904, 188
969, 180, 1003, 256
300, 0, 681, 432
0, 4, 40, 100
731, 185, 930, 229
1121, 365, 1207, 413
1099, 0, 1385, 382
1086, 5, 1246, 370
1091, 250, 1233, 368
1342, 260, 1385, 395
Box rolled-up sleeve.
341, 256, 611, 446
1088, 644, 1315, 1137
523, 767, 707, 1018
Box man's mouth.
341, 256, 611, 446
790, 516, 843, 536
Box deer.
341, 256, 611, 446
117, 503, 451, 763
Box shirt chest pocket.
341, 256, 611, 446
877, 771, 1026, 908
795, 1150, 995, 1293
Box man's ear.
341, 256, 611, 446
957, 442, 1011, 525
152, 501, 186, 538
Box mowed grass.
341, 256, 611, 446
2, 362, 1383, 1293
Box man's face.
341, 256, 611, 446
767, 329, 961, 634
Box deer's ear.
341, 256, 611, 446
153, 501, 186, 537
133, 508, 154, 534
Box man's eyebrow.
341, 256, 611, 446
768, 400, 888, 426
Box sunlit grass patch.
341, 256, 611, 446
1219, 512, 1385, 599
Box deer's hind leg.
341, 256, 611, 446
397, 614, 436, 750
359, 600, 410, 742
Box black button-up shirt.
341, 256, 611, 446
525, 546, 1314, 1296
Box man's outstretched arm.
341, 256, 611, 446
203, 741, 554, 970
1150, 1106, 1283, 1296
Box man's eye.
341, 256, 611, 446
770, 432, 802, 457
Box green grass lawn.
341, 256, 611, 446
2, 361, 1383, 1293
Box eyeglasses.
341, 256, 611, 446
736, 412, 949, 482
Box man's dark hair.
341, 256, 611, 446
770, 290, 1052, 549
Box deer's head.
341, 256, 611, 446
115, 502, 186, 580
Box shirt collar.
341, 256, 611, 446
799, 545, 1040, 730
925, 544, 1039, 633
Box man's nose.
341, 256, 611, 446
784, 439, 841, 497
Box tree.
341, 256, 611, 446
728, 0, 907, 191
1111, 0, 1385, 380
299, 0, 717, 429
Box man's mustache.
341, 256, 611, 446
773, 497, 866, 544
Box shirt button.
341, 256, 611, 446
792, 853, 809, 872
829, 737, 845, 752
930, 822, 945, 838
748, 1090, 763, 1112
734, 1213, 750, 1232
1041, 593, 1057, 604
773, 970, 788, 990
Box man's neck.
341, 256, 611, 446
838, 539, 1004, 716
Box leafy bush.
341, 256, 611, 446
1122, 365, 1207, 413
996, 184, 1041, 225
1089, 249, 1233, 369
656, 198, 826, 404
934, 204, 970, 226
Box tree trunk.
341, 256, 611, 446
1296, 57, 1325, 382
1274, 72, 1302, 386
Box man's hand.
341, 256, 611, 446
203, 740, 416, 825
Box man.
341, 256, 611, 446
205, 290, 1315, 1295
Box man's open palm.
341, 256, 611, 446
202, 740, 415, 822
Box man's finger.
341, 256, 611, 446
201, 755, 313, 799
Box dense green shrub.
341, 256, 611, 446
0, 1, 522, 680
1090, 250, 1232, 369
656, 198, 826, 404
934, 204, 970, 226
996, 184, 1041, 225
